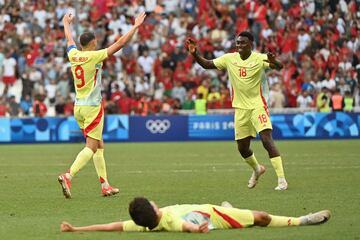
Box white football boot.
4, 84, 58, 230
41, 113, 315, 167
300, 210, 331, 225
275, 177, 288, 190
247, 165, 266, 189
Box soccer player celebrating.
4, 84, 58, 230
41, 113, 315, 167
186, 32, 288, 190
58, 12, 146, 198
60, 197, 331, 233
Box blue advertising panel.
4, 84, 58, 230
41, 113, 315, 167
0, 115, 129, 143
271, 112, 360, 139
271, 114, 304, 139
129, 116, 188, 141
188, 115, 234, 139
0, 112, 359, 143
0, 118, 11, 142
103, 115, 129, 140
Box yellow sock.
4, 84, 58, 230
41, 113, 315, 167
69, 147, 94, 177
244, 153, 260, 171
93, 148, 108, 182
268, 215, 300, 227
270, 156, 285, 178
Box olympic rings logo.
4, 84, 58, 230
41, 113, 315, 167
145, 119, 171, 134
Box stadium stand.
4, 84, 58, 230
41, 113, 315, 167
0, 0, 359, 117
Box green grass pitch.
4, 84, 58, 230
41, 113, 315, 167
0, 140, 359, 240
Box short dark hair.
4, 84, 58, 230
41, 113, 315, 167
238, 31, 254, 42
79, 32, 96, 47
129, 197, 158, 229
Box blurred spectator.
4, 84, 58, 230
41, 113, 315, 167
195, 93, 207, 115
316, 87, 331, 112
45, 79, 58, 105
344, 90, 355, 112
207, 86, 221, 109
297, 90, 313, 108
7, 95, 22, 117
118, 92, 132, 114
55, 95, 65, 115
171, 81, 187, 104
2, 50, 17, 86
182, 91, 195, 110
330, 88, 345, 112
137, 50, 154, 81
161, 95, 173, 115
110, 84, 122, 104
64, 96, 74, 116
20, 94, 32, 116
33, 94, 47, 117
269, 83, 286, 108
196, 79, 209, 99
219, 84, 232, 109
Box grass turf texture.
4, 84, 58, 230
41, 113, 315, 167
0, 140, 359, 240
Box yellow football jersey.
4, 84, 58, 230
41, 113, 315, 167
122, 204, 254, 232
67, 46, 108, 106
122, 209, 184, 232
213, 52, 270, 109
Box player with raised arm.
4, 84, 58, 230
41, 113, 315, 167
58, 12, 146, 198
186, 32, 288, 190
60, 197, 331, 233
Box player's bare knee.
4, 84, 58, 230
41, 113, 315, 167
253, 211, 271, 227
238, 148, 252, 158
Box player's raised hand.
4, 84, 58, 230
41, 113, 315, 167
185, 37, 197, 54
62, 13, 74, 24
134, 12, 146, 28
60, 221, 74, 232
264, 51, 276, 64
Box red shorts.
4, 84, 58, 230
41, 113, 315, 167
2, 76, 16, 85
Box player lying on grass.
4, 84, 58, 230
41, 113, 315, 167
58, 12, 145, 198
61, 197, 331, 233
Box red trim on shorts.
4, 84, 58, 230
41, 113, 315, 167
213, 207, 243, 228
83, 106, 104, 137
259, 85, 270, 117
193, 211, 211, 218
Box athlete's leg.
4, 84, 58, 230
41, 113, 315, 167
253, 210, 300, 227
252, 211, 271, 226
252, 210, 331, 227
259, 129, 287, 190
234, 108, 265, 188
93, 140, 107, 182
58, 137, 97, 199
237, 138, 265, 188
93, 140, 119, 196
259, 129, 279, 158
70, 136, 98, 176
236, 137, 253, 158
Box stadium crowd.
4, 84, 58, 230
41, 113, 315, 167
0, 0, 359, 117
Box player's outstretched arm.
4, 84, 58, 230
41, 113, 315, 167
186, 38, 216, 69
264, 52, 283, 70
182, 221, 209, 233
107, 12, 146, 57
60, 221, 124, 232
62, 13, 76, 47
